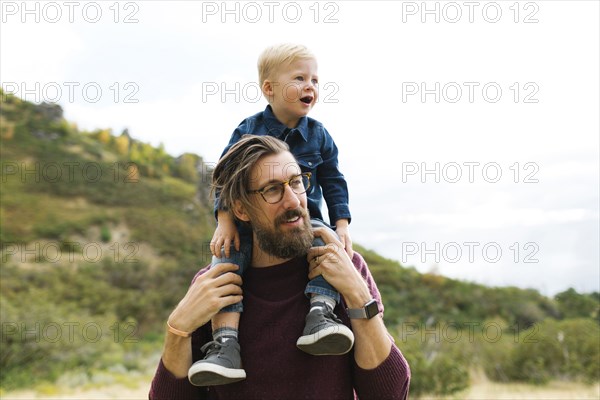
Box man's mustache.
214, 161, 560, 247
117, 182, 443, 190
274, 208, 309, 226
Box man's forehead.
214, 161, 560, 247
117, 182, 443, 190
250, 152, 300, 184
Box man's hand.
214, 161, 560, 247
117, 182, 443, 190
162, 262, 243, 378
335, 219, 354, 259
168, 263, 243, 334
308, 228, 393, 370
211, 211, 240, 258
307, 228, 369, 308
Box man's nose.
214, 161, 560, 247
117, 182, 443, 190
281, 184, 301, 209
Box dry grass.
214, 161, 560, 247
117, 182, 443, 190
0, 383, 149, 400
0, 376, 151, 400
424, 371, 600, 400
2, 377, 599, 400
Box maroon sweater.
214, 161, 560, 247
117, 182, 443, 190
149, 252, 410, 400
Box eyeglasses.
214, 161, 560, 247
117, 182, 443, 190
247, 172, 312, 204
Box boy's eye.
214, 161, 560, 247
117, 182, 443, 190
311, 79, 318, 85
295, 76, 304, 81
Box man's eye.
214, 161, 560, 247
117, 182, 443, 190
290, 178, 303, 188
263, 185, 280, 195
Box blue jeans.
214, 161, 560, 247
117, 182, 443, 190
213, 218, 340, 313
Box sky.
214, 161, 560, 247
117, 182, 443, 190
1, 0, 598, 296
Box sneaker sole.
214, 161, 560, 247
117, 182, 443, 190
188, 363, 246, 387
296, 325, 355, 355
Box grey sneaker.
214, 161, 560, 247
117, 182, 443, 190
188, 339, 246, 386
296, 303, 355, 355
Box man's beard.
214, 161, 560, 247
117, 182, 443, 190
253, 208, 313, 260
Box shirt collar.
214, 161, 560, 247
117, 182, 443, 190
263, 105, 309, 142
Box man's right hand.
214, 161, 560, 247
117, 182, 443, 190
168, 263, 243, 336
162, 263, 243, 378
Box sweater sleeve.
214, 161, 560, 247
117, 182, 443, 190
353, 344, 411, 400
350, 253, 411, 399
149, 357, 206, 400
149, 267, 213, 400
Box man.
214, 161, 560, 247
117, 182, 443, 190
149, 135, 410, 399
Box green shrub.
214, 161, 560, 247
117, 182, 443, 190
484, 319, 600, 384
393, 323, 471, 397
100, 225, 111, 242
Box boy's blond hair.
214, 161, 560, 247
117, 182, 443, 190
257, 43, 316, 87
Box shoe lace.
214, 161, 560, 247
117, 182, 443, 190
200, 340, 224, 357
322, 307, 343, 324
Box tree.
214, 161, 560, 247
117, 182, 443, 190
175, 153, 199, 183
555, 288, 599, 319
115, 133, 130, 156
97, 129, 111, 144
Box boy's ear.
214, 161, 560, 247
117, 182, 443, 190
262, 80, 275, 102
233, 200, 250, 222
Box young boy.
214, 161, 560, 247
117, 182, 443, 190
188, 43, 354, 387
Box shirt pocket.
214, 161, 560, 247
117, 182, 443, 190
296, 153, 323, 196
296, 153, 323, 173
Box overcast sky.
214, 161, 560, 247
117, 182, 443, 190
2, 0, 598, 295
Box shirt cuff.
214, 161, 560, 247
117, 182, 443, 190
328, 204, 351, 225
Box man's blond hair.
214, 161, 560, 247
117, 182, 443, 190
212, 135, 290, 220
257, 43, 316, 87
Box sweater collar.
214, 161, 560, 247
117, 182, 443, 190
243, 257, 308, 301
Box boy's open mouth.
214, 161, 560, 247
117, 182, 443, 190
300, 96, 313, 104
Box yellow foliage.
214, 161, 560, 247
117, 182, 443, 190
126, 163, 140, 182
98, 129, 111, 144
422, 272, 445, 288
115, 135, 130, 156
0, 119, 14, 140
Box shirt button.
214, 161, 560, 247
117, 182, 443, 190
308, 162, 313, 166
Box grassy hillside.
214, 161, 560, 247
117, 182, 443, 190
1, 90, 598, 396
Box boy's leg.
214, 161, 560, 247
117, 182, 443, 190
188, 232, 251, 386
296, 219, 355, 356
188, 310, 244, 386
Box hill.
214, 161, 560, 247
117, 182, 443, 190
1, 90, 598, 396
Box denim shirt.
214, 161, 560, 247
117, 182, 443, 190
216, 105, 351, 225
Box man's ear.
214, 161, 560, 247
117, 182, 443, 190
233, 200, 250, 222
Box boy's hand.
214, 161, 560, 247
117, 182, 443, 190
335, 219, 354, 259
211, 213, 239, 258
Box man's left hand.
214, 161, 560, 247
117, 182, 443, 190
307, 228, 370, 308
